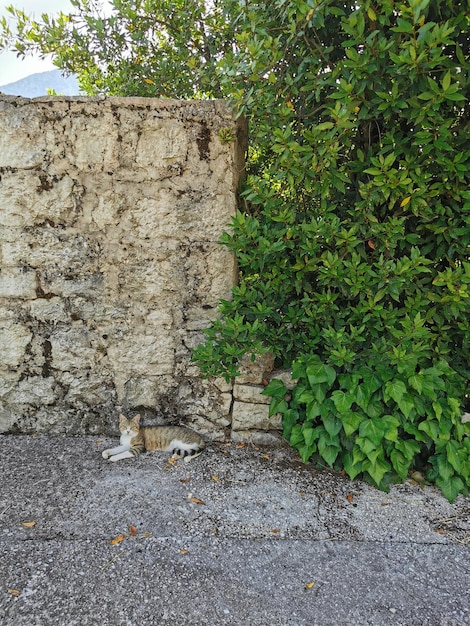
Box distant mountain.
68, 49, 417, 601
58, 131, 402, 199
0, 69, 80, 98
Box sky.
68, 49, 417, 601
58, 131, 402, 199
0, 0, 74, 85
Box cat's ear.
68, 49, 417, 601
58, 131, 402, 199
118, 413, 126, 423
133, 414, 141, 424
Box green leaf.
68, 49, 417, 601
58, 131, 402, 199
359, 418, 384, 446
435, 475, 466, 503
381, 415, 400, 442
269, 397, 288, 417
323, 413, 342, 437
341, 410, 364, 436
316, 122, 335, 131
289, 424, 304, 447
355, 384, 369, 411
357, 436, 378, 459
297, 444, 315, 463
306, 361, 337, 387
390, 449, 410, 479
408, 374, 423, 394
418, 419, 439, 440
396, 439, 420, 461
332, 390, 354, 412
343, 449, 364, 479
311, 382, 328, 404
302, 425, 318, 448
446, 440, 461, 473
397, 393, 416, 420
435, 454, 454, 482
318, 432, 340, 466
306, 400, 321, 421
384, 379, 407, 404
282, 409, 300, 439
442, 71, 451, 92
365, 456, 391, 486
262, 378, 287, 399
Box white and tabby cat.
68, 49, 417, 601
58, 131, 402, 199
102, 414, 206, 463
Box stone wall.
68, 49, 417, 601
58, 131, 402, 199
0, 94, 276, 439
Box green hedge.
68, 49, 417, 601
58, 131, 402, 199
193, 0, 470, 500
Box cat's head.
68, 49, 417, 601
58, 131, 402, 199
118, 413, 141, 434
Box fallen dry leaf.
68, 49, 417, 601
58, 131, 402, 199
179, 549, 190, 555
7, 589, 21, 596
261, 454, 271, 460
211, 475, 220, 483
180, 477, 191, 484
140, 532, 152, 538
436, 529, 446, 535
95, 440, 102, 445
188, 496, 206, 505
236, 442, 246, 449
304, 581, 315, 590
346, 494, 353, 503
129, 525, 137, 536
381, 502, 390, 507
110, 533, 126, 545
21, 521, 36, 528
166, 456, 180, 466
270, 528, 280, 534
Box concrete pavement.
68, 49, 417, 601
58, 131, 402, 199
1, 434, 468, 625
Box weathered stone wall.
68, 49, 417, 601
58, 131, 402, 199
0, 95, 256, 437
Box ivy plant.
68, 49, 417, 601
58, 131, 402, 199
263, 356, 469, 502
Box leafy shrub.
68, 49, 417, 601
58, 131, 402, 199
194, 0, 470, 500
263, 356, 469, 502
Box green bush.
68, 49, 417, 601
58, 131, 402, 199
193, 0, 470, 500
263, 356, 469, 502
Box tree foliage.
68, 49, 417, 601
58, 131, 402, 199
0, 0, 238, 97
2, 0, 469, 500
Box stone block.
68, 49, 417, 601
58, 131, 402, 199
0, 322, 32, 368
232, 401, 282, 431
233, 384, 271, 404
5, 376, 57, 406
211, 377, 233, 393
219, 392, 233, 416
0, 269, 37, 299
237, 352, 275, 384
29, 298, 67, 323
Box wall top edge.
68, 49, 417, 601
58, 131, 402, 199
0, 93, 238, 118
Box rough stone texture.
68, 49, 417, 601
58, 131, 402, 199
233, 383, 271, 405
0, 95, 246, 436
237, 352, 275, 384
232, 401, 282, 431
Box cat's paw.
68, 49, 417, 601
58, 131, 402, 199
102, 450, 111, 459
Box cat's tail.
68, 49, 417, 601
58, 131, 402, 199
171, 441, 205, 463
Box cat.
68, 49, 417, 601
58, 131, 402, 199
102, 414, 206, 463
